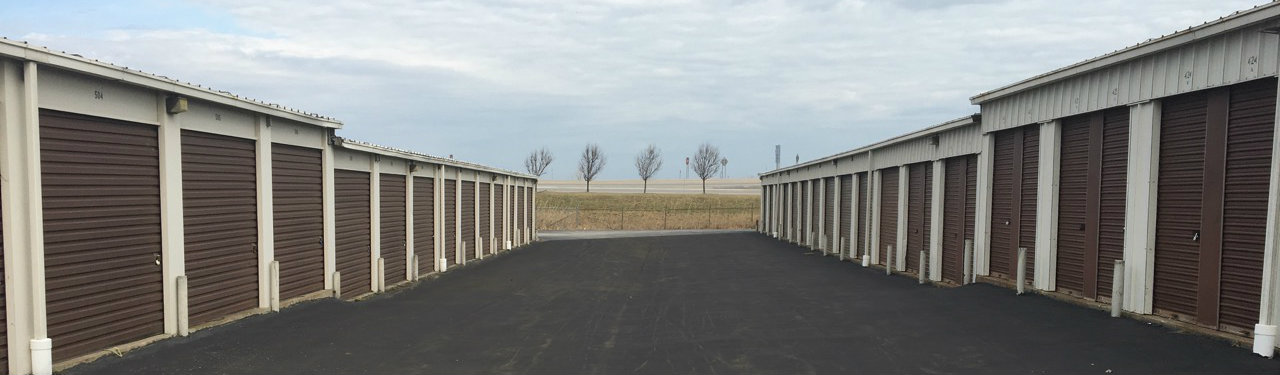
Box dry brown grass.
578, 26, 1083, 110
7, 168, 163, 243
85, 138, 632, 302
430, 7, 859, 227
537, 192, 759, 230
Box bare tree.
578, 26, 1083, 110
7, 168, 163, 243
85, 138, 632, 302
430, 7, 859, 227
691, 143, 723, 194
577, 143, 606, 192
524, 147, 554, 177
633, 144, 663, 193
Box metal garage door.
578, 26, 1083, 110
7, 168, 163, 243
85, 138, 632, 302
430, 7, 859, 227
480, 183, 491, 255
792, 182, 801, 242
462, 181, 476, 260
990, 125, 1039, 282
942, 155, 976, 284
857, 172, 868, 258
906, 162, 931, 274
1097, 107, 1130, 301
810, 180, 821, 245
525, 186, 533, 237
445, 179, 457, 266
510, 185, 518, 246
1155, 79, 1276, 334
182, 130, 258, 326
380, 174, 406, 285
839, 175, 852, 255
825, 177, 836, 249
413, 177, 435, 273
878, 167, 899, 266
0, 191, 5, 370
41, 111, 163, 361
495, 184, 505, 249
335, 170, 372, 299
272, 144, 324, 301
1055, 108, 1130, 299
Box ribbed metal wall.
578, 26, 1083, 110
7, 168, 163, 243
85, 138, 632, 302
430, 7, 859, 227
979, 21, 1279, 133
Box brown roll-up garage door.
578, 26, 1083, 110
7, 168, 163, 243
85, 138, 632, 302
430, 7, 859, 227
825, 177, 836, 248
839, 175, 853, 255
510, 185, 518, 245
272, 144, 324, 301
413, 177, 435, 273
480, 183, 492, 255
792, 183, 801, 242
41, 111, 164, 361
906, 163, 931, 273
380, 174, 407, 285
857, 172, 868, 258
942, 155, 976, 284
526, 186, 533, 236
1155, 78, 1276, 334
445, 180, 457, 266
989, 125, 1039, 282
462, 181, 476, 261
496, 184, 505, 249
811, 180, 821, 245
335, 170, 372, 299
1055, 107, 1130, 299
0, 192, 5, 370
878, 167, 899, 265
182, 130, 258, 326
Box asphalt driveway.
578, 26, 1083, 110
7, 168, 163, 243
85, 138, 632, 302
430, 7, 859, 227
64, 231, 1280, 374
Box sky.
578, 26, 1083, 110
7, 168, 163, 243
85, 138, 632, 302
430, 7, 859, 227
2, 0, 1267, 179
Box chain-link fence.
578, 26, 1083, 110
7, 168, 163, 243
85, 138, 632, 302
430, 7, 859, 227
538, 206, 758, 231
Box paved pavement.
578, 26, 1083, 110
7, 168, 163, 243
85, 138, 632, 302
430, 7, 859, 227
539, 178, 760, 195
65, 232, 1280, 374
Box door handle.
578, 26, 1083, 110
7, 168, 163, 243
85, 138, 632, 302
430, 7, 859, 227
1192, 230, 1200, 242
154, 253, 161, 266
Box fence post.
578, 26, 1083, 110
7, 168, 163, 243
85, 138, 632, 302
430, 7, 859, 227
663, 208, 669, 230
620, 208, 625, 230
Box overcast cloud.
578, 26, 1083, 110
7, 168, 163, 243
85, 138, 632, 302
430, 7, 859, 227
2, 0, 1265, 179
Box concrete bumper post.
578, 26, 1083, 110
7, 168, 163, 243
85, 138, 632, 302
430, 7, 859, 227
333, 271, 342, 300
963, 239, 974, 285
862, 253, 870, 267
886, 245, 894, 276
1016, 247, 1027, 295
918, 250, 926, 284
269, 261, 280, 312
177, 275, 189, 336
1111, 259, 1125, 318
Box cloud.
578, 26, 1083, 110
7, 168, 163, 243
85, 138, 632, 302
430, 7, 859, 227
1, 0, 1266, 179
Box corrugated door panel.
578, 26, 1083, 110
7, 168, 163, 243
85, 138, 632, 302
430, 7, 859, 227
41, 111, 164, 361
990, 129, 1018, 278
907, 164, 925, 273
445, 180, 457, 266
1020, 126, 1040, 283
462, 181, 476, 260
1097, 107, 1130, 300
335, 170, 372, 299
794, 183, 802, 242
879, 167, 899, 265
825, 177, 836, 247
380, 174, 407, 285
942, 156, 968, 283
480, 183, 491, 254
1056, 114, 1091, 295
496, 184, 505, 249
839, 175, 853, 254
526, 187, 533, 235
412, 177, 435, 273
857, 173, 868, 257
1219, 78, 1275, 332
1154, 90, 1208, 320
272, 144, 324, 301
0, 182, 5, 370
809, 180, 819, 243
181, 130, 258, 326
965, 155, 977, 271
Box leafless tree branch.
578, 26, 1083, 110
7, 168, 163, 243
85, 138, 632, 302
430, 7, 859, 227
634, 144, 663, 193
524, 147, 554, 177
691, 142, 722, 194
577, 143, 606, 192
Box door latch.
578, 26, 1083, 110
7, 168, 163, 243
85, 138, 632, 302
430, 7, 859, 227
154, 253, 161, 266
1192, 230, 1200, 242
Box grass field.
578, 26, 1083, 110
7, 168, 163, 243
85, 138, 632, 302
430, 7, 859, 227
537, 192, 760, 231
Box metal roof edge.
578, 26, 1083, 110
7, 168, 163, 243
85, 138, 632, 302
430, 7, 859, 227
969, 1, 1280, 105
0, 37, 344, 129
758, 113, 979, 177
333, 137, 538, 181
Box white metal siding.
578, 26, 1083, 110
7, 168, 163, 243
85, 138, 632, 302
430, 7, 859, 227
982, 21, 1279, 132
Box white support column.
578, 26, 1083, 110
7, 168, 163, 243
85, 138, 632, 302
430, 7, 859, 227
487, 180, 495, 257
369, 157, 381, 292
930, 160, 945, 281
531, 181, 537, 241
1256, 78, 1280, 356
322, 131, 337, 288
818, 178, 827, 252
1035, 120, 1061, 291
434, 165, 444, 271
473, 176, 481, 258
155, 93, 186, 336
850, 174, 861, 258
832, 178, 841, 256
254, 116, 274, 308
896, 165, 908, 271
974, 133, 995, 276
3, 60, 47, 375
405, 166, 415, 280
870, 170, 881, 264
1125, 100, 1161, 314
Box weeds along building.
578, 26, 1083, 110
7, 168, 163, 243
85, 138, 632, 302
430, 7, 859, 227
758, 3, 1280, 357
0, 38, 537, 374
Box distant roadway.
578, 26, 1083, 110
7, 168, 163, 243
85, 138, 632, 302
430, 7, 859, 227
538, 178, 760, 195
